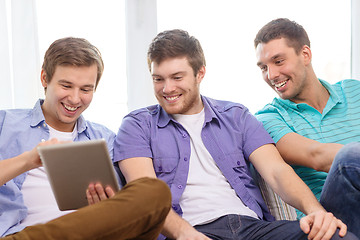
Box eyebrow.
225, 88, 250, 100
257, 53, 283, 67
58, 79, 94, 89
271, 54, 283, 61
256, 61, 263, 67
170, 71, 186, 76
152, 71, 186, 77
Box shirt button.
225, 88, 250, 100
41, 139, 46, 142
237, 161, 241, 165
158, 166, 163, 171
177, 185, 183, 189
184, 157, 188, 161
43, 123, 46, 127
182, 133, 186, 138
172, 205, 178, 211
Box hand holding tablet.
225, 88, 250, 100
37, 139, 120, 211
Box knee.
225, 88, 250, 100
334, 142, 360, 166
131, 177, 172, 209
333, 230, 360, 240
148, 178, 172, 206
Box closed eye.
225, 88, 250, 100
275, 59, 284, 65
259, 65, 267, 72
81, 88, 93, 93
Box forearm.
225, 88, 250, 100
307, 142, 343, 172
276, 133, 343, 173
161, 209, 208, 240
119, 158, 209, 239
273, 163, 324, 215
161, 209, 191, 238
252, 144, 324, 214
0, 152, 33, 185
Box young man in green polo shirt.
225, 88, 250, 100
254, 18, 360, 235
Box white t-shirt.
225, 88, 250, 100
21, 123, 77, 226
173, 109, 258, 226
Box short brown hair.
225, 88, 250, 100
147, 29, 206, 76
42, 37, 104, 89
254, 18, 310, 54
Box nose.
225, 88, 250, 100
68, 89, 81, 104
267, 66, 280, 82
162, 79, 176, 94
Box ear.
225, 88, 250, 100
301, 45, 312, 66
40, 69, 48, 88
196, 65, 206, 84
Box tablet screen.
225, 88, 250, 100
38, 139, 120, 211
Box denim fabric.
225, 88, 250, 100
321, 142, 360, 236
191, 215, 358, 240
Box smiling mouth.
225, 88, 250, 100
63, 103, 79, 112
164, 95, 181, 102
274, 80, 288, 90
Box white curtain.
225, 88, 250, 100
352, 0, 360, 79
125, 0, 157, 111
0, 0, 41, 110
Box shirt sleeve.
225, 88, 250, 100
114, 113, 153, 163
255, 105, 294, 144
239, 107, 275, 159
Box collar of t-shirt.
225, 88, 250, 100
47, 123, 78, 141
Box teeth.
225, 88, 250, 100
275, 80, 288, 88
165, 96, 179, 101
64, 104, 78, 111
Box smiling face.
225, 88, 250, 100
151, 57, 205, 115
256, 38, 312, 102
41, 64, 97, 132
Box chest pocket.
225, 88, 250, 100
226, 152, 246, 169
225, 152, 253, 184
153, 157, 179, 185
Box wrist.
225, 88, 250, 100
21, 150, 38, 171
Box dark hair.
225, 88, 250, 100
254, 18, 310, 53
42, 37, 104, 89
147, 29, 206, 76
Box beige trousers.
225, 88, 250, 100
3, 177, 171, 240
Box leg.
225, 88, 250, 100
320, 142, 360, 236
194, 215, 358, 240
195, 215, 307, 240
3, 177, 171, 240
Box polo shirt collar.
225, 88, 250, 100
319, 79, 341, 104
276, 78, 341, 109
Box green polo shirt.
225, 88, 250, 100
255, 79, 360, 218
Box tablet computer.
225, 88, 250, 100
38, 139, 120, 211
